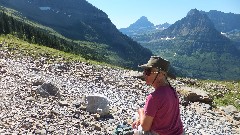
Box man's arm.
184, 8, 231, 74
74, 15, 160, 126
138, 108, 154, 131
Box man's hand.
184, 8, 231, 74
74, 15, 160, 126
138, 108, 154, 131
131, 119, 140, 129
132, 108, 144, 129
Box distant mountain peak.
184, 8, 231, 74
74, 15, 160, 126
154, 8, 230, 43
185, 9, 214, 26
128, 16, 154, 29
139, 16, 148, 21
119, 16, 170, 36
187, 8, 201, 16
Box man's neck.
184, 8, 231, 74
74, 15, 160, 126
153, 80, 169, 89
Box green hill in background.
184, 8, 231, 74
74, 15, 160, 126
0, 0, 153, 69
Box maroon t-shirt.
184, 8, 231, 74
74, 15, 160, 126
144, 86, 183, 135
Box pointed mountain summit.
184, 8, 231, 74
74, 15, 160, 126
187, 8, 201, 16
119, 16, 155, 36
128, 16, 154, 29
156, 9, 229, 43
119, 16, 170, 36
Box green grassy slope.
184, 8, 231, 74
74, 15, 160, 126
0, 34, 119, 68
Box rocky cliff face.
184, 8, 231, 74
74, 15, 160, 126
201, 10, 240, 33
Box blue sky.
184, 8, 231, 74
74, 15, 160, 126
86, 0, 240, 29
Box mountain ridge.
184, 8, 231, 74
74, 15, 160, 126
0, 0, 153, 69
120, 9, 240, 38
201, 10, 240, 33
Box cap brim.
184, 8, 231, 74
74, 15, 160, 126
138, 64, 152, 68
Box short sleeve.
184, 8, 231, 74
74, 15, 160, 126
144, 94, 159, 117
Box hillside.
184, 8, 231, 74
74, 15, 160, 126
224, 29, 240, 46
0, 0, 153, 69
133, 9, 240, 80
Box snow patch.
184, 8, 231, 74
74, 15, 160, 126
160, 37, 175, 40
221, 32, 226, 35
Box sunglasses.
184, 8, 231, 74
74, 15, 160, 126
144, 68, 159, 76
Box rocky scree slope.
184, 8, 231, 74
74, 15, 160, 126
0, 41, 240, 134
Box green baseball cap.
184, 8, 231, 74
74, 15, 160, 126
139, 56, 176, 79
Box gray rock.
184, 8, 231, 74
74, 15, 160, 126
233, 112, 240, 121
58, 100, 69, 107
25, 97, 35, 102
47, 126, 55, 132
36, 82, 60, 98
220, 105, 238, 115
86, 94, 110, 116
93, 123, 102, 131
35, 129, 47, 135
180, 86, 213, 104
32, 80, 44, 86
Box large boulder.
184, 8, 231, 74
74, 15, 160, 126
178, 86, 213, 105
86, 94, 110, 116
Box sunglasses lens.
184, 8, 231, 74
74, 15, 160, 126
144, 68, 151, 76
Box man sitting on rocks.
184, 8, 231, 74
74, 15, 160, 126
132, 56, 184, 135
